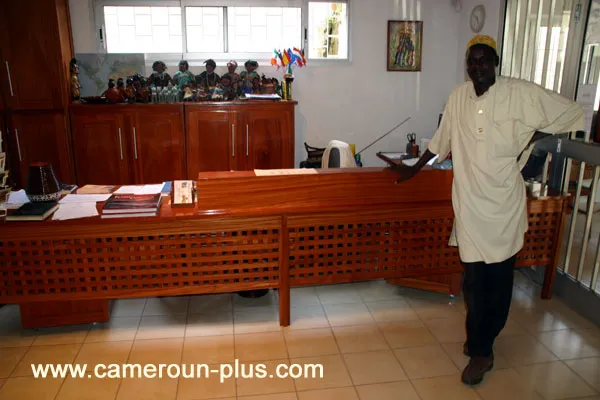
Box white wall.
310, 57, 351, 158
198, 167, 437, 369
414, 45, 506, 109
69, 0, 504, 167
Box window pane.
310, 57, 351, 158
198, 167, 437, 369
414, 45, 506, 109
308, 2, 348, 59
185, 7, 224, 53
227, 7, 301, 53
103, 6, 182, 53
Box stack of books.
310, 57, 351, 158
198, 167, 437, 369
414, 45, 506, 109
100, 193, 163, 219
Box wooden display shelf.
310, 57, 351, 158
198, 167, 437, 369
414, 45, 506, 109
0, 167, 568, 328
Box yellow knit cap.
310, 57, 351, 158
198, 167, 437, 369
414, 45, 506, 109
467, 35, 497, 53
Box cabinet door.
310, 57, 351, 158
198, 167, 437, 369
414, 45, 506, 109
245, 108, 293, 170
186, 108, 238, 176
133, 107, 185, 183
71, 112, 132, 186
0, 1, 66, 110
8, 112, 74, 188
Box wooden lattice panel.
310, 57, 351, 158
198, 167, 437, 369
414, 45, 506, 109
518, 200, 565, 267
287, 207, 461, 285
0, 217, 281, 302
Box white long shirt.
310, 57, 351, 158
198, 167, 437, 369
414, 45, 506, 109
428, 76, 584, 264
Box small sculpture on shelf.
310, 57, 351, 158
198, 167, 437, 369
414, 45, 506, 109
172, 60, 195, 91
70, 58, 81, 103
196, 59, 220, 91
147, 61, 172, 88
103, 78, 123, 103
240, 60, 259, 94
136, 76, 151, 103
116, 78, 126, 100
226, 60, 241, 88
124, 77, 136, 103
219, 74, 237, 100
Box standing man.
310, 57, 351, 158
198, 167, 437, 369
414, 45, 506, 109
393, 35, 584, 385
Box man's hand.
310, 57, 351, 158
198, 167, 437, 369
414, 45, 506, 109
389, 164, 417, 183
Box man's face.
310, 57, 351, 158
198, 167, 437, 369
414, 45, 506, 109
467, 45, 497, 86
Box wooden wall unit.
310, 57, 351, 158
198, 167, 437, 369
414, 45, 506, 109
0, 0, 76, 188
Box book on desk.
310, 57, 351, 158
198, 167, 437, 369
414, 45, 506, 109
100, 193, 163, 218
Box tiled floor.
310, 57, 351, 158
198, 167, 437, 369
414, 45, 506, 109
0, 273, 599, 399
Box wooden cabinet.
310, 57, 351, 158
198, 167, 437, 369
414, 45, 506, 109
70, 105, 185, 186
185, 102, 295, 176
7, 112, 74, 188
0, 0, 73, 110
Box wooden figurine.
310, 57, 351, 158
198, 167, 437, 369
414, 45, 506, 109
70, 58, 81, 102
172, 60, 195, 90
124, 77, 136, 103
117, 78, 126, 100
103, 79, 122, 103
147, 61, 172, 88
226, 60, 241, 87
195, 59, 220, 90
240, 60, 259, 94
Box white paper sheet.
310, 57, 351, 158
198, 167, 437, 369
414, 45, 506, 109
52, 202, 99, 220
114, 183, 166, 195
5, 189, 29, 209
59, 194, 112, 203
254, 169, 317, 176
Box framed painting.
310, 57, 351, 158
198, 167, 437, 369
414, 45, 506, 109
387, 20, 423, 71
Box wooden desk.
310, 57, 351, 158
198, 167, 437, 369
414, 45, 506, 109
0, 168, 568, 328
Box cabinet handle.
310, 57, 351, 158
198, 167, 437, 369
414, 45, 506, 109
133, 127, 138, 160
246, 124, 249, 156
231, 124, 235, 157
14, 128, 22, 162
118, 128, 123, 160
5, 61, 14, 97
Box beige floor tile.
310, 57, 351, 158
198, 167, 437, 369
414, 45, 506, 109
497, 317, 529, 337
177, 362, 236, 400
234, 308, 281, 334
405, 298, 463, 320
292, 354, 352, 391
188, 293, 232, 315
0, 330, 37, 348
0, 313, 37, 347
343, 350, 407, 385
297, 386, 358, 399
127, 338, 183, 364
239, 393, 297, 400
136, 314, 187, 340
85, 316, 140, 343
475, 368, 546, 400
564, 397, 600, 400
565, 357, 600, 391
0, 347, 28, 378
412, 374, 482, 400
510, 286, 538, 309
322, 303, 374, 327
143, 296, 190, 316
494, 334, 558, 366
74, 340, 133, 365
0, 380, 4, 390
316, 283, 363, 304
0, 376, 63, 400
284, 328, 339, 358
56, 375, 122, 400
236, 359, 296, 396
32, 324, 90, 346
378, 320, 437, 349
290, 286, 322, 306
110, 298, 147, 317
332, 325, 389, 353
517, 361, 599, 399
355, 280, 405, 302
185, 310, 234, 337
394, 344, 459, 379
442, 342, 511, 371
235, 331, 288, 361
354, 381, 421, 400
510, 308, 572, 334
538, 329, 600, 360
551, 307, 599, 332
288, 306, 330, 330
117, 376, 178, 400
182, 335, 235, 364
12, 343, 81, 377
365, 299, 420, 323
423, 314, 467, 344
232, 290, 279, 312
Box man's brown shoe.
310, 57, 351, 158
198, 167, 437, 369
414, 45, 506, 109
461, 356, 493, 386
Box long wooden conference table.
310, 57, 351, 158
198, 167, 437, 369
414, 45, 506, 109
0, 167, 568, 329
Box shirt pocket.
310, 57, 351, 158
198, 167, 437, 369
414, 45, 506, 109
488, 122, 520, 158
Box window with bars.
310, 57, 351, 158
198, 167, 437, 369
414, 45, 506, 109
95, 1, 349, 61
500, 0, 573, 93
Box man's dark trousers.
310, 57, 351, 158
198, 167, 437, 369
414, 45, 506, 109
462, 254, 517, 358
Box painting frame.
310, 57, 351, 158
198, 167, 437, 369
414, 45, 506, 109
387, 20, 423, 72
